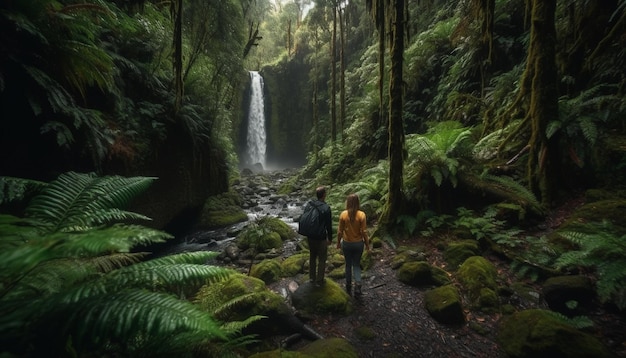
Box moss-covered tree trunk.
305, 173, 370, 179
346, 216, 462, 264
172, 0, 183, 112
380, 0, 406, 226
331, 2, 337, 142
526, 0, 559, 205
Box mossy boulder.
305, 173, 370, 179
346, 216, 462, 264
391, 247, 427, 269
397, 261, 450, 287
195, 273, 290, 335
281, 253, 309, 277
370, 236, 383, 249
457, 256, 498, 306
250, 259, 283, 284
556, 198, 626, 235
197, 191, 248, 228
478, 287, 499, 311
257, 216, 296, 241
249, 337, 358, 358
424, 285, 465, 324
498, 309, 613, 358
291, 280, 352, 315
443, 240, 480, 270
237, 226, 283, 251
542, 275, 595, 316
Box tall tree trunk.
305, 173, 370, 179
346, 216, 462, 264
331, 3, 337, 142
172, 0, 183, 112
313, 27, 320, 164
339, 6, 346, 143
526, 0, 558, 205
381, 0, 406, 226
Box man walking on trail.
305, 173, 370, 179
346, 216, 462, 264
305, 186, 333, 287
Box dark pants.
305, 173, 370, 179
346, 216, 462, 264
342, 240, 364, 288
308, 238, 328, 284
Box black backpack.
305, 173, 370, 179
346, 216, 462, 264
298, 201, 326, 238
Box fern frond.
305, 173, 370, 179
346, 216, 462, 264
135, 251, 221, 266
220, 315, 266, 335
109, 263, 234, 293
25, 172, 156, 232
62, 289, 227, 349
555, 222, 626, 309
49, 224, 172, 257
212, 292, 261, 317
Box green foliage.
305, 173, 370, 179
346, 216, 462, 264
452, 206, 523, 242
404, 121, 474, 202
509, 235, 560, 282
0, 177, 47, 205
549, 85, 619, 167
0, 172, 253, 357
543, 310, 595, 330
555, 221, 626, 310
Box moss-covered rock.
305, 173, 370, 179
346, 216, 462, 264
498, 309, 613, 358
291, 280, 352, 315
397, 261, 433, 286
457, 256, 498, 305
555, 198, 626, 235
391, 247, 427, 269
478, 287, 499, 311
237, 226, 283, 251
424, 285, 465, 324
197, 191, 248, 228
397, 261, 449, 287
370, 236, 383, 249
281, 252, 309, 277
257, 216, 296, 241
431, 265, 453, 286
250, 259, 282, 284
443, 240, 480, 270
542, 275, 595, 316
249, 337, 358, 358
195, 273, 290, 332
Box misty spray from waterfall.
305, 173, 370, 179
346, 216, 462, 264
246, 71, 266, 168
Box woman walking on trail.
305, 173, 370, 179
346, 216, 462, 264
336, 193, 370, 297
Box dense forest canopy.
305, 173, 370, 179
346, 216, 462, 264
1, 0, 626, 356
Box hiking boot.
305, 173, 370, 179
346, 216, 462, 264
345, 282, 352, 296
354, 283, 362, 297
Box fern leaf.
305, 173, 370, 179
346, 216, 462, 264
49, 224, 171, 257
136, 251, 221, 267
109, 263, 234, 292
64, 289, 227, 349
25, 172, 156, 232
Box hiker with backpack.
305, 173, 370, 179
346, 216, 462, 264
336, 193, 370, 297
298, 186, 333, 287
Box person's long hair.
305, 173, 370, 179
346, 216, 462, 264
346, 194, 360, 222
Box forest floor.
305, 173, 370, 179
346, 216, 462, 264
267, 196, 626, 358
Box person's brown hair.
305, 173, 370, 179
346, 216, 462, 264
346, 193, 360, 221
316, 186, 326, 199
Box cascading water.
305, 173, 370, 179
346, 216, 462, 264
246, 71, 266, 168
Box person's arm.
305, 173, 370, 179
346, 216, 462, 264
336, 213, 343, 249
325, 208, 333, 242
361, 212, 370, 252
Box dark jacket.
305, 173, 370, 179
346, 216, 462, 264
310, 199, 333, 241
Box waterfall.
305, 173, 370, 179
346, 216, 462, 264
246, 71, 266, 168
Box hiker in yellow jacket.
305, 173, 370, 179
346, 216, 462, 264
336, 193, 370, 297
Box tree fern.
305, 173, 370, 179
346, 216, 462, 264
555, 221, 626, 310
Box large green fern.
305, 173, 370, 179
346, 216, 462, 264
555, 221, 626, 310
0, 172, 247, 357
